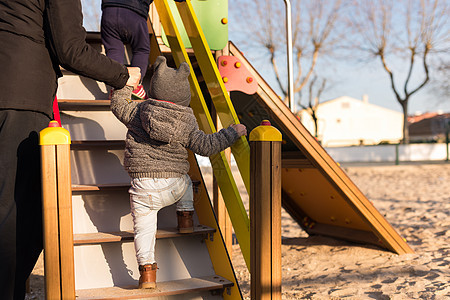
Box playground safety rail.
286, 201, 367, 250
40, 121, 75, 299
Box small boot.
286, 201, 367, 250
138, 263, 157, 289
177, 211, 194, 233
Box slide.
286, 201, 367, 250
228, 42, 413, 254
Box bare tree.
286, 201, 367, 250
430, 58, 450, 98
349, 0, 449, 143
230, 0, 346, 112
298, 75, 327, 139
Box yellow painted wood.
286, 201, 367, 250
213, 49, 234, 256
39, 123, 71, 145
188, 151, 242, 300
40, 145, 61, 300
249, 121, 282, 142
174, 0, 251, 193
211, 100, 234, 255
213, 148, 234, 256
154, 0, 250, 270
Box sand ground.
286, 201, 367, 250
25, 163, 450, 299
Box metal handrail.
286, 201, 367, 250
283, 0, 295, 112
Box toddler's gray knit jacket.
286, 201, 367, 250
111, 86, 240, 179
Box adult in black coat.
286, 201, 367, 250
0, 0, 141, 298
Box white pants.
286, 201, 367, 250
129, 174, 194, 266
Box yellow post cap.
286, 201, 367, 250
39, 121, 71, 145
249, 120, 282, 141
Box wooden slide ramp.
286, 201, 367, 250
227, 42, 413, 255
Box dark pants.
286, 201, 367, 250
101, 7, 151, 80
0, 110, 50, 299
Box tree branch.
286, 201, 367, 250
378, 50, 403, 103
404, 47, 416, 96
295, 47, 319, 93
407, 44, 431, 97
268, 46, 287, 98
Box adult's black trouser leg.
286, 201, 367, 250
0, 110, 50, 300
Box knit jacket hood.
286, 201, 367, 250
111, 86, 240, 179
139, 99, 196, 146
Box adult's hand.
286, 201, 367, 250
126, 67, 141, 89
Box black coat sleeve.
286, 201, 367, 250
45, 0, 129, 89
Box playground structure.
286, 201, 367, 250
41, 0, 413, 298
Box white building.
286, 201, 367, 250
299, 96, 403, 147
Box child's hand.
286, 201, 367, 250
126, 67, 141, 89
230, 124, 247, 137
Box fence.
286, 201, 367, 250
325, 143, 449, 164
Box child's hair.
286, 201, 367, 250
148, 56, 191, 107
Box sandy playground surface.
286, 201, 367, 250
26, 163, 450, 299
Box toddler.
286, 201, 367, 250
101, 0, 153, 99
110, 56, 246, 289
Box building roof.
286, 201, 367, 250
409, 113, 450, 138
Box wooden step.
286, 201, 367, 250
71, 140, 126, 150
59, 99, 145, 111
75, 275, 233, 299
72, 180, 201, 192
59, 99, 111, 111
74, 225, 215, 245
72, 183, 129, 192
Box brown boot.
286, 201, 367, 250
138, 263, 157, 289
177, 211, 194, 233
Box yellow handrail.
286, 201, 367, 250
154, 0, 250, 269
175, 0, 251, 193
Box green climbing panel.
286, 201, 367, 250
161, 0, 228, 50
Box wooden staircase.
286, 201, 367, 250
54, 27, 240, 298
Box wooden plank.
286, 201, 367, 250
74, 231, 134, 245
56, 145, 76, 299
250, 141, 282, 300
73, 226, 216, 245
72, 183, 129, 191
282, 159, 314, 168
281, 190, 313, 232
307, 223, 381, 246
75, 275, 233, 299
40, 145, 61, 300
271, 143, 282, 299
58, 100, 144, 111
71, 183, 130, 192
70, 140, 125, 150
